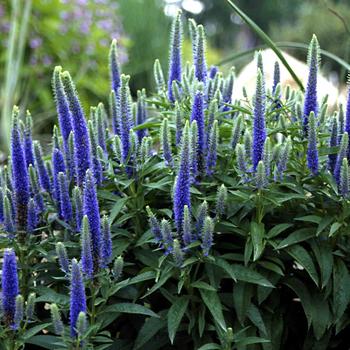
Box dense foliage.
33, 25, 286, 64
1, 10, 350, 350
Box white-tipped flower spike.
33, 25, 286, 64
256, 161, 267, 190
201, 216, 214, 256
182, 205, 192, 246
50, 304, 64, 336
340, 158, 349, 198
188, 18, 198, 59
215, 184, 227, 218
26, 293, 36, 320
231, 115, 243, 150
334, 132, 349, 185
263, 137, 272, 178
194, 24, 207, 84
112, 256, 124, 280
168, 10, 183, 102
172, 239, 184, 267
236, 144, 247, 177
76, 311, 88, 338
154, 59, 165, 94
276, 137, 292, 180
175, 102, 182, 146
206, 120, 219, 175
303, 35, 320, 131
160, 118, 173, 167
13, 294, 24, 330
56, 242, 69, 274
161, 219, 173, 253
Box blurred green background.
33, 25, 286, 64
0, 0, 349, 149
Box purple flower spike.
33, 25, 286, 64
190, 91, 206, 173
27, 198, 37, 233
61, 71, 92, 185
34, 141, 51, 193
52, 148, 66, 202
173, 121, 191, 231
81, 215, 94, 278
83, 169, 101, 271
24, 112, 34, 167
168, 10, 182, 102
109, 39, 121, 95
307, 112, 319, 175
303, 35, 320, 131
252, 69, 267, 171
11, 106, 30, 230
52, 66, 73, 149
1, 249, 19, 326
194, 25, 207, 84
58, 172, 73, 223
69, 259, 87, 337
101, 215, 112, 267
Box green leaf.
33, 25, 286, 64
22, 323, 51, 340
276, 228, 315, 249
333, 258, 350, 322
133, 317, 165, 350
199, 289, 226, 331
103, 303, 159, 318
235, 337, 270, 346
197, 344, 221, 350
294, 215, 321, 224
167, 297, 189, 344
286, 245, 319, 286
266, 223, 293, 238
247, 304, 267, 336
214, 258, 274, 288
329, 222, 342, 236
190, 281, 217, 291
233, 282, 252, 325
284, 278, 313, 328
250, 221, 265, 261
310, 241, 333, 288
109, 197, 128, 224
25, 336, 61, 349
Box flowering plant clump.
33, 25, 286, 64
1, 10, 350, 350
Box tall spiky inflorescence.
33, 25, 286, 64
173, 121, 191, 231
345, 79, 350, 157
73, 186, 83, 232
136, 89, 147, 142
27, 198, 37, 233
190, 90, 206, 173
252, 69, 267, 170
119, 74, 132, 163
256, 161, 267, 189
334, 132, 349, 185
188, 18, 197, 60
303, 35, 320, 131
215, 184, 227, 218
0, 187, 4, 223
167, 10, 182, 102
58, 172, 72, 223
52, 148, 66, 202
50, 304, 64, 336
34, 141, 51, 193
109, 39, 121, 96
194, 24, 207, 84
56, 242, 69, 274
29, 165, 44, 213
276, 137, 292, 180
95, 104, 107, 154
175, 102, 182, 146
83, 169, 101, 271
172, 239, 184, 267
112, 256, 124, 280
24, 112, 34, 167
161, 219, 173, 253
52, 66, 73, 151
340, 158, 349, 197
231, 116, 243, 151
81, 215, 93, 278
3, 194, 15, 234
307, 112, 319, 175
196, 201, 208, 239
1, 249, 19, 326
182, 205, 192, 246
70, 259, 87, 337
26, 292, 36, 321
88, 120, 103, 186
101, 215, 112, 267
272, 61, 280, 94
263, 137, 272, 178
154, 59, 166, 94
61, 71, 92, 185
190, 120, 198, 180
11, 106, 30, 230
206, 120, 218, 175
146, 206, 162, 242
223, 68, 235, 108
328, 116, 338, 172
109, 90, 119, 136
160, 118, 173, 167
13, 294, 24, 330
201, 216, 214, 256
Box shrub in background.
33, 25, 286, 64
0, 9, 350, 350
